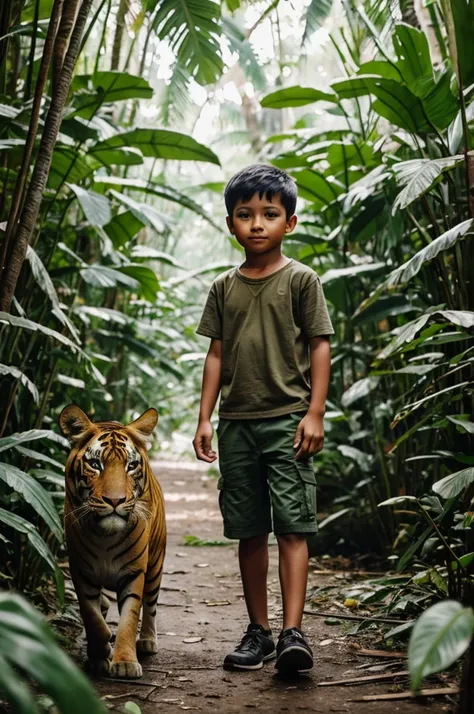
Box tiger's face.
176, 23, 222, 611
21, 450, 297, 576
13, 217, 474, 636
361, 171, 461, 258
60, 405, 158, 534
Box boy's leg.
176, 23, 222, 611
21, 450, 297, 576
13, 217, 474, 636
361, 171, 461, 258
261, 413, 317, 672
239, 534, 270, 629
276, 533, 308, 630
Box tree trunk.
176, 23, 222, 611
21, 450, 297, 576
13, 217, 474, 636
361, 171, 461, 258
400, 0, 419, 27
0, 0, 93, 313
0, 0, 65, 279
111, 0, 128, 70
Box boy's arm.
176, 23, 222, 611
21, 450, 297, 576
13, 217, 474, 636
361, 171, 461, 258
193, 339, 222, 462
294, 336, 331, 461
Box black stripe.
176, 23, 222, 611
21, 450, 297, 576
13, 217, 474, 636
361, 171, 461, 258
116, 569, 144, 595
81, 539, 97, 560
146, 563, 163, 584
112, 526, 145, 561
147, 553, 163, 573
107, 521, 138, 551
148, 609, 156, 617
119, 540, 148, 569
147, 597, 158, 609
145, 580, 161, 599
118, 592, 142, 609
80, 572, 100, 589
84, 591, 101, 600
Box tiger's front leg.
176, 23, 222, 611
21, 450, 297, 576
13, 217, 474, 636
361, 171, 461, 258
73, 576, 112, 676
110, 570, 145, 679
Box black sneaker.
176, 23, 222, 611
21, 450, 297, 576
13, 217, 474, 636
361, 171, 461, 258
223, 624, 275, 670
275, 627, 313, 674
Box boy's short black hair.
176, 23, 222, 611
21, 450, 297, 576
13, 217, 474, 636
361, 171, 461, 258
224, 164, 297, 219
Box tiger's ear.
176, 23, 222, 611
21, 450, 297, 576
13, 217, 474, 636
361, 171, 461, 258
127, 408, 158, 443
59, 404, 94, 443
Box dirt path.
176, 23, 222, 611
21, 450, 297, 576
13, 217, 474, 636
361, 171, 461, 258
88, 462, 454, 714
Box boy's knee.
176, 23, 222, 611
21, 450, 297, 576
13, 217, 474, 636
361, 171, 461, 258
276, 533, 307, 546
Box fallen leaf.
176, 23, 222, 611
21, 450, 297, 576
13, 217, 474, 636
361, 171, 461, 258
176, 553, 188, 558
196, 563, 209, 568
319, 639, 334, 646
182, 637, 203, 644
205, 600, 231, 607
344, 598, 359, 609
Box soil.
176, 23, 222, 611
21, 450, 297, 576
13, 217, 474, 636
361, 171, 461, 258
76, 462, 456, 714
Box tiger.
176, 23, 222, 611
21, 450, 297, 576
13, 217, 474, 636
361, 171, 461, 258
59, 404, 166, 680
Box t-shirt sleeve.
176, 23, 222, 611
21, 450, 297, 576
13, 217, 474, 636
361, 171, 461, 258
196, 282, 222, 339
300, 273, 334, 339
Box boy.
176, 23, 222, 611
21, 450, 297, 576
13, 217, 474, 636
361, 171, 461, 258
193, 164, 333, 674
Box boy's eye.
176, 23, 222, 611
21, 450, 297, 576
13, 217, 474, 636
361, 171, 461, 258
237, 213, 250, 219
266, 212, 278, 218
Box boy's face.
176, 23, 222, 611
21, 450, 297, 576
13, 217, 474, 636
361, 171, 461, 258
226, 192, 297, 256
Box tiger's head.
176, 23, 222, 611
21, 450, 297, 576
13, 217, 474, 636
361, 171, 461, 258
59, 405, 158, 534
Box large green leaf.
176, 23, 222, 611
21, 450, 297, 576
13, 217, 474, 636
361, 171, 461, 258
130, 246, 184, 268
80, 265, 139, 290
0, 653, 38, 714
89, 146, 144, 168
341, 377, 380, 408
409, 600, 474, 691
357, 219, 474, 313
0, 312, 82, 354
95, 177, 222, 230
261, 86, 337, 109
118, 265, 160, 302
0, 363, 39, 403
392, 23, 434, 97
377, 310, 474, 360
332, 75, 430, 132
433, 467, 474, 499
47, 147, 94, 189
149, 0, 223, 85
109, 190, 166, 234
290, 169, 344, 205
0, 429, 68, 453
0, 463, 62, 540
392, 155, 464, 212
221, 19, 266, 91
103, 210, 146, 247
0, 593, 106, 713
302, 0, 333, 45
0, 510, 63, 599
67, 183, 111, 227
445, 0, 474, 86
92, 129, 220, 165
26, 246, 80, 343
71, 72, 153, 120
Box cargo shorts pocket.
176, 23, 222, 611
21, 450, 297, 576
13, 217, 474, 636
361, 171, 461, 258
295, 461, 317, 521
217, 476, 225, 519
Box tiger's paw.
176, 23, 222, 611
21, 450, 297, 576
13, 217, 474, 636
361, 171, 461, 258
86, 657, 111, 677
110, 661, 142, 679
137, 637, 158, 655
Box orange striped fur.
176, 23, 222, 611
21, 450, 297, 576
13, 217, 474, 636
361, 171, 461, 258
59, 405, 166, 679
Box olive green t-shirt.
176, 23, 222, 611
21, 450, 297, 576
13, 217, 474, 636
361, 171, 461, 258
197, 260, 334, 419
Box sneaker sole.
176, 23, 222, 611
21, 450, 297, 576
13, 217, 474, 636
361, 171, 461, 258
223, 651, 276, 671
275, 645, 313, 674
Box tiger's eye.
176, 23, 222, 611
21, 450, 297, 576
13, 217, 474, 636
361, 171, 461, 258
88, 459, 101, 471
128, 460, 139, 471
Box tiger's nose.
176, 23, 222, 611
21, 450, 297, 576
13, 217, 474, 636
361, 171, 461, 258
103, 496, 126, 509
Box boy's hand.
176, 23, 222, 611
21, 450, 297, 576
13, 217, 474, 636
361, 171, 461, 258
193, 420, 217, 463
294, 412, 324, 461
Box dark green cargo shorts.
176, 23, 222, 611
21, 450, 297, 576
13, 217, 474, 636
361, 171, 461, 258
216, 412, 317, 540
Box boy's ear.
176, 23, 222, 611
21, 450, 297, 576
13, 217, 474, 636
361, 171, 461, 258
285, 214, 297, 233
226, 216, 235, 234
